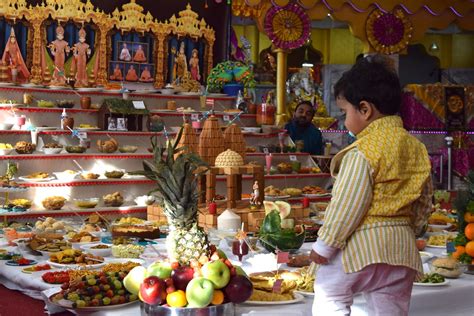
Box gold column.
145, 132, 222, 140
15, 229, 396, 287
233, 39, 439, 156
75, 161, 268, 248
275, 48, 288, 126
95, 23, 110, 86
29, 18, 43, 84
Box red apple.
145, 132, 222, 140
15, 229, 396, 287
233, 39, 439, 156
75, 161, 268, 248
139, 276, 167, 305
171, 266, 195, 291
416, 239, 426, 251
224, 275, 253, 304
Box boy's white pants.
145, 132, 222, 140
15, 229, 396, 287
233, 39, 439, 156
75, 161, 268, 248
313, 251, 416, 316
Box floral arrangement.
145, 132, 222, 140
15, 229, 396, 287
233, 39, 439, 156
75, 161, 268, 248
206, 61, 256, 93
366, 8, 413, 55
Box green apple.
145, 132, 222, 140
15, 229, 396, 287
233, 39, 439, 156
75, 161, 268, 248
201, 260, 230, 289
235, 266, 248, 277
185, 277, 214, 308
123, 266, 147, 295
146, 262, 172, 279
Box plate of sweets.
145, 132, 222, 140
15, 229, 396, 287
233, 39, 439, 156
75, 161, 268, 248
6, 257, 37, 266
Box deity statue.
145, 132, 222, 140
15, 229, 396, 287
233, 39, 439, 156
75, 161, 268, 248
48, 25, 70, 85
175, 42, 187, 81
139, 66, 153, 82
109, 64, 123, 81
133, 44, 147, 62
71, 28, 91, 87
250, 180, 260, 206
119, 43, 131, 61
189, 48, 200, 81
125, 65, 138, 81
1, 28, 30, 83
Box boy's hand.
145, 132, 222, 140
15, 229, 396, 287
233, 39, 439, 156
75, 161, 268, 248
310, 250, 329, 265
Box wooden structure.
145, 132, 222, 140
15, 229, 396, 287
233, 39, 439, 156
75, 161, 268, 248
223, 124, 246, 159
174, 122, 198, 159
98, 99, 148, 131
198, 164, 264, 209
198, 115, 225, 166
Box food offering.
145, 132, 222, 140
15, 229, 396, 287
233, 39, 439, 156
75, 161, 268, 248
34, 217, 73, 233
282, 187, 303, 197
277, 162, 293, 174
248, 270, 299, 302
80, 172, 100, 180
259, 202, 305, 253
111, 244, 145, 259
121, 246, 253, 310
42, 196, 67, 210
65, 145, 87, 153
103, 192, 124, 207
22, 263, 52, 274
431, 258, 463, 278
15, 141, 36, 154
302, 185, 331, 197
104, 171, 125, 179
48, 249, 104, 266
68, 231, 100, 244
427, 234, 454, 248
49, 270, 138, 309
111, 217, 160, 239
42, 271, 70, 284
74, 198, 99, 209
43, 143, 64, 154
37, 100, 55, 108
97, 138, 119, 153
29, 235, 71, 254
6, 257, 37, 266
414, 273, 447, 286
0, 143, 14, 155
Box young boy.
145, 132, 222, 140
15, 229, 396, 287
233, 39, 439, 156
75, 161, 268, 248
311, 55, 433, 316
284, 101, 323, 155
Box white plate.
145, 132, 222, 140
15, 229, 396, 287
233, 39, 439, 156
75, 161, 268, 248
0, 82, 14, 86
76, 87, 103, 92
18, 176, 55, 183
104, 258, 145, 265
242, 292, 304, 305
49, 291, 138, 311
46, 260, 105, 269
265, 195, 291, 201
294, 290, 314, 297
123, 174, 146, 179
76, 127, 101, 131
0, 103, 21, 108
178, 91, 200, 96
426, 244, 446, 249
414, 280, 449, 287
35, 126, 58, 131
133, 89, 159, 94
21, 83, 40, 88
302, 193, 332, 198
428, 224, 452, 230
48, 85, 71, 90
104, 89, 122, 93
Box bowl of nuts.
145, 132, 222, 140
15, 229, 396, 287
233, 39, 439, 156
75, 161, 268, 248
15, 141, 36, 154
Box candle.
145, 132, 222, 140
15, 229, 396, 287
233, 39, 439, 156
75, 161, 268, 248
303, 197, 310, 208
208, 201, 217, 215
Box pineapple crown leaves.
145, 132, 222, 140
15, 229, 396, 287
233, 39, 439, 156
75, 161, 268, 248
132, 128, 208, 226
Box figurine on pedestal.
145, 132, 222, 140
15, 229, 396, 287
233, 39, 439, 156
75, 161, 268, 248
1, 28, 30, 83
48, 25, 70, 85
119, 43, 131, 61
139, 66, 153, 82
250, 180, 261, 207
189, 48, 200, 81
71, 28, 91, 87
133, 44, 147, 62
175, 42, 187, 81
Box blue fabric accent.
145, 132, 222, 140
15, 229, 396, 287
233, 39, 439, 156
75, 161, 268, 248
0, 21, 29, 62
284, 120, 323, 155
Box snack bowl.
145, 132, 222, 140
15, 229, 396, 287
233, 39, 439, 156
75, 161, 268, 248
42, 196, 67, 210
43, 148, 63, 155
0, 123, 13, 130
118, 145, 138, 153
80, 172, 100, 180
53, 170, 79, 181
160, 88, 175, 95
134, 195, 156, 206
104, 170, 125, 179
74, 198, 99, 209
80, 243, 112, 257
0, 148, 14, 155
65, 145, 87, 153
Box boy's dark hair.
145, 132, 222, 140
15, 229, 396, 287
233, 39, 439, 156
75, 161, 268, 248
334, 54, 401, 115
294, 100, 315, 115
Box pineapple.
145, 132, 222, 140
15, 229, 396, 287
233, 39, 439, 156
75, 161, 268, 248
139, 131, 209, 265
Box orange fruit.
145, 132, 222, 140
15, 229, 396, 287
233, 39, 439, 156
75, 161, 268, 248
465, 223, 474, 240
465, 241, 474, 257
465, 212, 474, 223
166, 290, 187, 308
452, 245, 465, 260
211, 290, 224, 305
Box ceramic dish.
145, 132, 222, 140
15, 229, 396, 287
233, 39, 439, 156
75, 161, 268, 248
43, 148, 63, 155
6, 259, 37, 266
242, 293, 304, 305
46, 260, 105, 269
48, 291, 138, 311
413, 280, 449, 287
53, 171, 79, 181
18, 176, 55, 183
80, 244, 112, 257
0, 148, 14, 155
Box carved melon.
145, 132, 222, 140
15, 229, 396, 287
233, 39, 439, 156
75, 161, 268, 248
275, 201, 291, 220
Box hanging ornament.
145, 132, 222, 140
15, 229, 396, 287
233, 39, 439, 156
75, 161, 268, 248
366, 8, 413, 55
264, 3, 311, 50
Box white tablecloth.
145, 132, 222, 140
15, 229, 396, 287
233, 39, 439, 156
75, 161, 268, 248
1, 242, 473, 316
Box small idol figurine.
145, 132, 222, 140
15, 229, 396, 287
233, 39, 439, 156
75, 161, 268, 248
133, 44, 147, 62
125, 65, 138, 81
49, 25, 70, 85
139, 66, 153, 82
72, 28, 91, 87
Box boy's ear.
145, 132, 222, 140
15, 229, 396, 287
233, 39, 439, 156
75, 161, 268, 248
358, 101, 374, 120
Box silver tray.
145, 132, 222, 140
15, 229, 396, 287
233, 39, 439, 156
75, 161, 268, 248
140, 302, 234, 316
